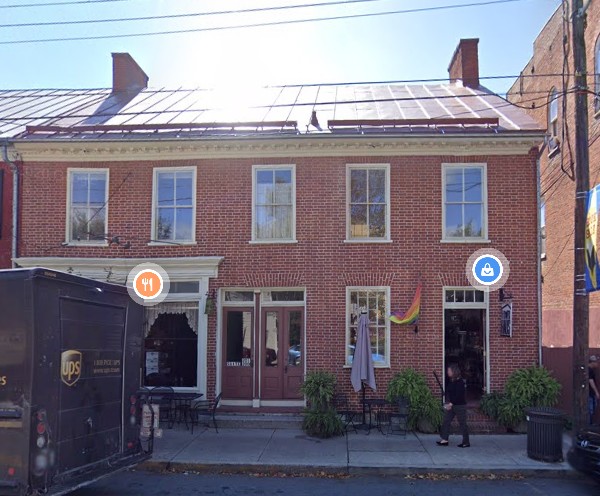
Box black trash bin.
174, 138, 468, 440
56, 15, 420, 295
526, 407, 565, 462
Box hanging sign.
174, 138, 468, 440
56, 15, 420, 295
585, 185, 600, 293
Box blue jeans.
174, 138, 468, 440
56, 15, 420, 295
589, 396, 597, 425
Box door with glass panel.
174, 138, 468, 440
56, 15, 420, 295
261, 308, 303, 400
222, 308, 254, 400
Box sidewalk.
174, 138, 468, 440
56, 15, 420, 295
140, 426, 577, 477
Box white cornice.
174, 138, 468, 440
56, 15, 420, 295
13, 256, 223, 283
11, 135, 543, 162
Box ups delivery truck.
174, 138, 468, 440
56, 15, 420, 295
0, 268, 151, 495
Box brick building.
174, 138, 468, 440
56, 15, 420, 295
0, 42, 543, 410
507, 3, 600, 414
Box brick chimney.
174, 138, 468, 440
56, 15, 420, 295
111, 53, 148, 93
448, 39, 480, 88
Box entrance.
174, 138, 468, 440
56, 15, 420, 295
443, 288, 487, 403
221, 290, 305, 404
261, 308, 303, 400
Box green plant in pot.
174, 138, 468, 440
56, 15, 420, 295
479, 366, 561, 432
386, 368, 442, 433
300, 371, 343, 438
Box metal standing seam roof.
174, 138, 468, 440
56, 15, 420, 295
0, 83, 543, 141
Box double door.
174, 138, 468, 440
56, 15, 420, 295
222, 306, 303, 401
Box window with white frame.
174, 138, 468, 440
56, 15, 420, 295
548, 88, 559, 138
347, 165, 390, 240
67, 169, 108, 243
253, 165, 295, 241
153, 168, 195, 242
443, 164, 487, 240
540, 201, 546, 260
346, 287, 390, 367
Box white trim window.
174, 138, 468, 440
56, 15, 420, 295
346, 164, 390, 241
152, 167, 196, 243
67, 169, 109, 243
346, 287, 390, 367
548, 87, 559, 138
540, 201, 547, 260
595, 36, 600, 113
252, 165, 296, 242
442, 164, 487, 241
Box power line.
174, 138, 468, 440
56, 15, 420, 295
0, 0, 135, 9
0, 0, 395, 28
0, 0, 531, 45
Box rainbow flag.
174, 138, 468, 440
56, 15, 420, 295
390, 282, 421, 325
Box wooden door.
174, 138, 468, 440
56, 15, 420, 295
260, 308, 303, 400
221, 308, 254, 400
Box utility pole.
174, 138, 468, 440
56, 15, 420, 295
571, 0, 590, 435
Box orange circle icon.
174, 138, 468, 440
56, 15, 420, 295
132, 269, 164, 300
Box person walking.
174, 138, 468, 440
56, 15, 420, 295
589, 355, 600, 425
436, 364, 470, 448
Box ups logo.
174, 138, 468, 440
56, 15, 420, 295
61, 350, 82, 387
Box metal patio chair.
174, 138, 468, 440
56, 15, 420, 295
190, 393, 222, 434
149, 386, 175, 429
388, 396, 410, 436
334, 393, 358, 434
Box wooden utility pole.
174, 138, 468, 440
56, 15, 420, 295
571, 0, 590, 435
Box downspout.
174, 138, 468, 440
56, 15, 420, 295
536, 142, 547, 366
1, 140, 19, 268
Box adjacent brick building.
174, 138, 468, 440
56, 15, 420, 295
507, 3, 600, 414
0, 41, 544, 410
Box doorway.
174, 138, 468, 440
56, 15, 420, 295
260, 307, 304, 400
221, 308, 254, 399
443, 288, 488, 403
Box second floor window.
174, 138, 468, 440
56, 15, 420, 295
253, 165, 295, 241
548, 88, 559, 137
68, 169, 108, 243
153, 168, 195, 242
347, 164, 390, 240
443, 164, 487, 241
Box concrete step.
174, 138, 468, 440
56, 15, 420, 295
215, 413, 303, 430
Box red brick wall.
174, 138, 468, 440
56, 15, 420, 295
0, 162, 13, 268
18, 151, 540, 402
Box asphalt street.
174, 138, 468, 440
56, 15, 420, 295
71, 470, 598, 496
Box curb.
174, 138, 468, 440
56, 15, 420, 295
138, 460, 579, 479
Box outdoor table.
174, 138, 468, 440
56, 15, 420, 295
138, 389, 203, 429
362, 398, 390, 434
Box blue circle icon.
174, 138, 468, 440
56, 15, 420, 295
472, 254, 503, 286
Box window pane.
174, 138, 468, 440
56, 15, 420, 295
265, 311, 279, 367
175, 172, 193, 206
175, 207, 193, 241
445, 204, 463, 237
273, 205, 292, 239
369, 204, 386, 238
256, 205, 273, 239
455, 290, 465, 302
465, 290, 474, 302
157, 207, 174, 240
464, 168, 482, 202
170, 281, 200, 293
350, 204, 368, 238
475, 291, 485, 302
368, 169, 386, 203
445, 290, 455, 303
89, 173, 106, 204
288, 310, 302, 367
71, 207, 88, 240
464, 204, 483, 237
226, 311, 252, 366
350, 169, 367, 203
71, 173, 88, 205
445, 169, 463, 203
271, 291, 304, 301
256, 170, 273, 204
88, 208, 106, 239
274, 170, 292, 204
225, 291, 255, 302
157, 172, 175, 205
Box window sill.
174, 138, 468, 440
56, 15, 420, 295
147, 241, 197, 246
63, 241, 109, 247
440, 239, 491, 244
249, 239, 298, 245
344, 239, 393, 244
343, 364, 390, 369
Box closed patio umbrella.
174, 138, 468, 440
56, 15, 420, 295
351, 311, 376, 425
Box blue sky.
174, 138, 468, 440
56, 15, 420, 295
0, 0, 560, 94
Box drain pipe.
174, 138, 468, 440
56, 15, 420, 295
1, 140, 19, 268
536, 143, 546, 367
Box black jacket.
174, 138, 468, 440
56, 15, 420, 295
445, 378, 467, 406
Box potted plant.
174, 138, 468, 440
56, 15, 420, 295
386, 368, 443, 433
479, 366, 561, 432
300, 371, 343, 438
